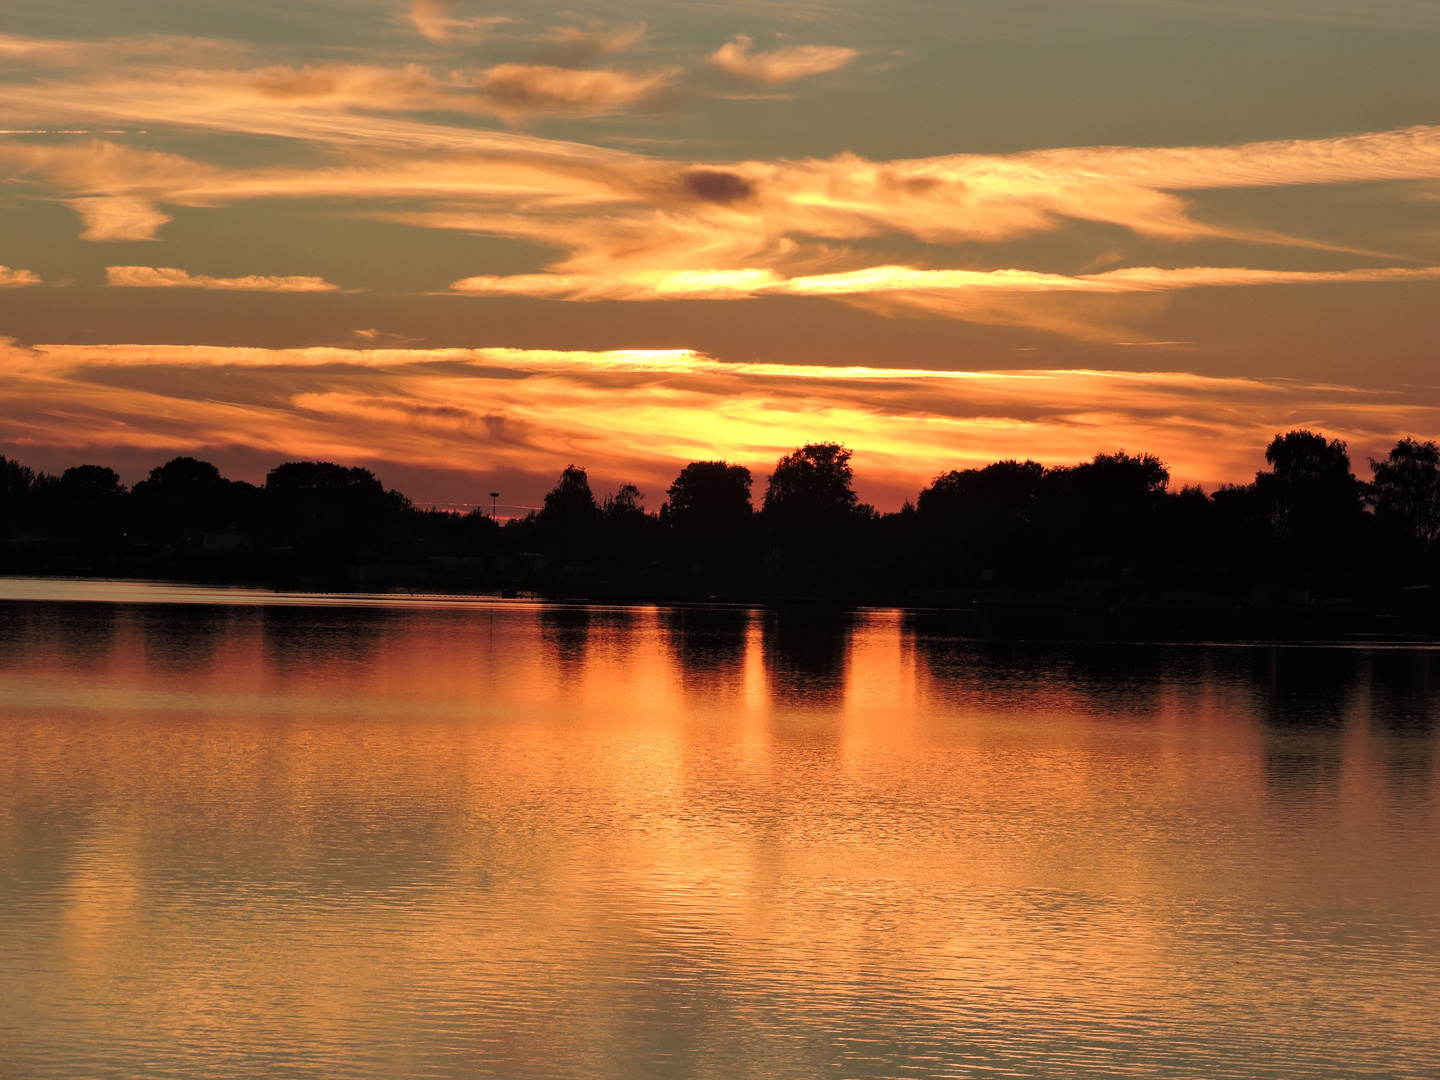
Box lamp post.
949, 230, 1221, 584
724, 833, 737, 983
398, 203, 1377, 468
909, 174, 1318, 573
490, 492, 499, 521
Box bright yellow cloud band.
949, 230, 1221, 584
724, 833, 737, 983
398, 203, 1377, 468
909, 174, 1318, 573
4, 342, 1436, 507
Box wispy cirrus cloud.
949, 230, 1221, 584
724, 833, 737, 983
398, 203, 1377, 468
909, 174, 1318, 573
475, 64, 680, 119
106, 266, 340, 292
0, 266, 41, 287
406, 0, 512, 43
4, 342, 1438, 507
708, 35, 859, 84
451, 264, 1440, 301
4, 31, 1440, 335
0, 44, 676, 132
6, 121, 1440, 249
539, 23, 648, 66
447, 263, 1440, 338
0, 32, 241, 65
0, 33, 93, 61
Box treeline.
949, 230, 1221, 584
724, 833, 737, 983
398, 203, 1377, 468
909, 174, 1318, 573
2, 432, 1439, 619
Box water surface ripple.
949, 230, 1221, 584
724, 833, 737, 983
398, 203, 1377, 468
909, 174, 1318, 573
0, 586, 1436, 1078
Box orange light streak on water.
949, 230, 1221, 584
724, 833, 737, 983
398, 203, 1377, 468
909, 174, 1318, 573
0, 586, 1436, 1078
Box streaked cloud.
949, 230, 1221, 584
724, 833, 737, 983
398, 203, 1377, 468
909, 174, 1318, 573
451, 263, 1440, 301
708, 35, 859, 84
106, 266, 340, 292
0, 56, 678, 137
0, 33, 89, 60
0, 31, 239, 65
0, 266, 41, 287
475, 64, 680, 119
3, 24, 1440, 337
407, 0, 511, 43
0, 116, 1434, 332
4, 342, 1438, 508
540, 23, 648, 66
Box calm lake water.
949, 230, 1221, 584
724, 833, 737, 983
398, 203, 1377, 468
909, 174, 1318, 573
0, 580, 1437, 1080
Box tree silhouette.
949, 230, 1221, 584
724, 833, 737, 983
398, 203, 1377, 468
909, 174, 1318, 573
919, 459, 1043, 531
763, 443, 867, 590
58, 465, 124, 500
265, 461, 409, 560
1371, 438, 1440, 551
50, 466, 127, 548
0, 456, 40, 533
136, 456, 225, 494
764, 443, 858, 521
4, 430, 1440, 616
129, 456, 255, 541
538, 465, 603, 551
1042, 452, 1172, 585
601, 482, 659, 553
1049, 451, 1169, 506
667, 461, 752, 538
267, 461, 388, 496
604, 483, 645, 519
1256, 430, 1365, 542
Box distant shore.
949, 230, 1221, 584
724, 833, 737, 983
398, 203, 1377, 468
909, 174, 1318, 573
5, 430, 1440, 642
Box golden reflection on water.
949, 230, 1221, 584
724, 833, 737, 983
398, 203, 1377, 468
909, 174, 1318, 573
0, 589, 1437, 1079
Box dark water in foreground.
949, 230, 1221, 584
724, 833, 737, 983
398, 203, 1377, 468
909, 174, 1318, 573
0, 581, 1437, 1079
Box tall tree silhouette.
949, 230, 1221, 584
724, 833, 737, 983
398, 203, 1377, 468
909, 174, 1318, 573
763, 443, 867, 590
538, 465, 603, 551
1371, 438, 1440, 553
1257, 430, 1365, 538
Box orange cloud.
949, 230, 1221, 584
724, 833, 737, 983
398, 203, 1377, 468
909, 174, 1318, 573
474, 64, 680, 118
0, 57, 677, 139
708, 36, 858, 84
0, 33, 88, 60
0, 266, 41, 287
105, 266, 340, 291
407, 0, 511, 43
0, 31, 238, 65
541, 23, 648, 65
68, 195, 173, 240
452, 263, 1440, 301
4, 342, 1438, 507
5, 46, 1440, 332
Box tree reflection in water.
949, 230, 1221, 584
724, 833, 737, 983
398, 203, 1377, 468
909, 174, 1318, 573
761, 608, 855, 709
660, 606, 749, 697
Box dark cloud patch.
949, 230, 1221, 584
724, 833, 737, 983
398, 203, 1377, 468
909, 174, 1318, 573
683, 169, 755, 205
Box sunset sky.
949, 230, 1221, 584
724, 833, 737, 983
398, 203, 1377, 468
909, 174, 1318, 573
2, 0, 1439, 513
